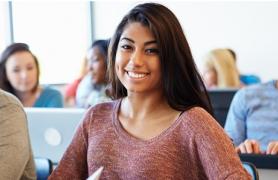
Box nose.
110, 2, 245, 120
20, 70, 28, 79
130, 50, 143, 66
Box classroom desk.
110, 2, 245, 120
258, 169, 278, 180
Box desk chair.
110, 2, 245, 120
35, 157, 53, 180
208, 89, 238, 127
242, 161, 259, 180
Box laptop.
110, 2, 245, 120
24, 108, 86, 164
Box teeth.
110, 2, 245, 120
128, 72, 147, 78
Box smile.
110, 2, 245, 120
127, 71, 148, 79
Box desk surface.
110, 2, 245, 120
258, 169, 278, 180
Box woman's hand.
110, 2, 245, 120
266, 141, 278, 155
236, 139, 261, 154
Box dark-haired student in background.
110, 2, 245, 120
225, 80, 278, 154
49, 3, 250, 179
75, 39, 111, 108
0, 43, 63, 107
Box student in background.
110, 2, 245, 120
49, 3, 250, 179
0, 43, 63, 107
226, 48, 261, 85
75, 39, 111, 108
225, 80, 278, 155
202, 48, 241, 89
0, 89, 36, 179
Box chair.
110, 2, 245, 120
207, 89, 238, 127
35, 157, 53, 180
242, 161, 259, 180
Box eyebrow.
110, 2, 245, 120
120, 37, 157, 46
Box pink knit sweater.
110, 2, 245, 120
49, 100, 251, 180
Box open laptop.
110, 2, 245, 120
25, 108, 86, 164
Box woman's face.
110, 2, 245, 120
203, 69, 217, 88
115, 22, 161, 94
87, 46, 106, 84
5, 51, 38, 93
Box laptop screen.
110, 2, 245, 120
25, 108, 86, 164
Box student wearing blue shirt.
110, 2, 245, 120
0, 43, 63, 108
225, 80, 278, 154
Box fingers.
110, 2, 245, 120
245, 140, 254, 153
237, 142, 247, 153
266, 141, 278, 155
236, 139, 261, 154
251, 140, 261, 154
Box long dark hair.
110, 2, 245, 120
108, 3, 212, 114
0, 43, 40, 97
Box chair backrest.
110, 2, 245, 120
242, 161, 259, 180
35, 157, 53, 180
207, 89, 238, 127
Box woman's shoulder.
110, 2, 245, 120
80, 100, 119, 129
42, 85, 61, 94
180, 106, 212, 121
40, 86, 62, 99
0, 89, 22, 108
34, 86, 63, 107
87, 100, 119, 115
178, 106, 229, 142
179, 106, 221, 131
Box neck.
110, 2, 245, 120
15, 90, 34, 101
15, 87, 39, 107
121, 91, 170, 121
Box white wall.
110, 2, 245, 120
0, 2, 12, 52
94, 1, 278, 82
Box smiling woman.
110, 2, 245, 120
49, 3, 251, 179
115, 22, 161, 94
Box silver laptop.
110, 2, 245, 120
24, 108, 86, 164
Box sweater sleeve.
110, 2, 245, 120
48, 109, 91, 179
192, 108, 251, 180
0, 103, 34, 179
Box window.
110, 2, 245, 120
12, 2, 92, 84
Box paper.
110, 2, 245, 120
87, 166, 104, 180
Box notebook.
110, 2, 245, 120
24, 108, 86, 164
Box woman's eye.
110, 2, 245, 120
121, 45, 132, 50
146, 48, 159, 54
91, 58, 99, 62
13, 68, 20, 73
27, 66, 34, 71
